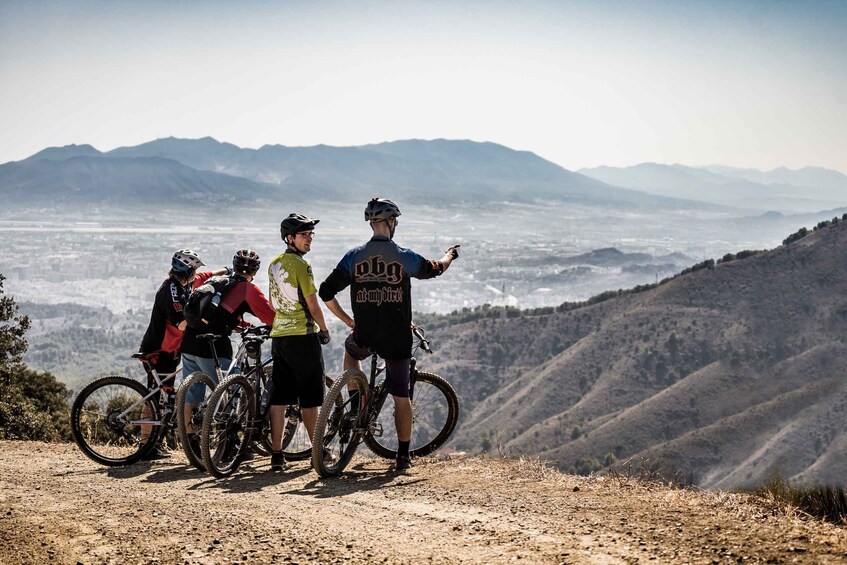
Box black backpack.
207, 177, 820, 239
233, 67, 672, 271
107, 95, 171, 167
184, 275, 239, 330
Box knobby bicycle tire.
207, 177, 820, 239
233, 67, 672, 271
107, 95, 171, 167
175, 371, 217, 471
311, 369, 368, 478
363, 371, 459, 460
71, 375, 160, 466
200, 374, 255, 478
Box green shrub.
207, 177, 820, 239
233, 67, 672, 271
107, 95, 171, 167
783, 227, 809, 245
0, 274, 71, 441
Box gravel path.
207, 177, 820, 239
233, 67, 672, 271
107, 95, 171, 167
1, 441, 846, 564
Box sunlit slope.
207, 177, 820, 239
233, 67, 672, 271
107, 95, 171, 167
425, 220, 847, 488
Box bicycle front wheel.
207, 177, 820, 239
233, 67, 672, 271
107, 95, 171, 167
201, 375, 255, 478
70, 376, 159, 466
175, 371, 217, 471
364, 371, 459, 459
311, 369, 368, 478
249, 363, 274, 457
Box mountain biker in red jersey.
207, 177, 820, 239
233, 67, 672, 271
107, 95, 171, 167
179, 249, 276, 454
318, 198, 460, 471
138, 249, 229, 458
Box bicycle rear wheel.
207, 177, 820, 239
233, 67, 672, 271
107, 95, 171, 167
200, 375, 255, 478
70, 376, 159, 466
364, 371, 459, 459
281, 375, 339, 461
175, 371, 216, 471
311, 369, 368, 478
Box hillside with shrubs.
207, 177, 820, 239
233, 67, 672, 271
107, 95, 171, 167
420, 215, 847, 489
0, 275, 70, 442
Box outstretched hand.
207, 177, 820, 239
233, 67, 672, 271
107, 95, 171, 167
446, 244, 461, 260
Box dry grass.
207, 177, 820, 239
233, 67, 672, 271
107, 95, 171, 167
752, 476, 847, 525
605, 457, 691, 491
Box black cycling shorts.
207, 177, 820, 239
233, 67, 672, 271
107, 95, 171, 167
271, 334, 325, 409
344, 333, 411, 397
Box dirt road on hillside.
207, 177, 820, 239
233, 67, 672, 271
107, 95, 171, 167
1, 441, 845, 564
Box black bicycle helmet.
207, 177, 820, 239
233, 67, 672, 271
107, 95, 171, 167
233, 249, 261, 275
172, 249, 204, 273
364, 197, 401, 222
280, 213, 320, 240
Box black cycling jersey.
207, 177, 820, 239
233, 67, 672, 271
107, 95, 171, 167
140, 276, 190, 354
319, 235, 443, 360
139, 272, 215, 355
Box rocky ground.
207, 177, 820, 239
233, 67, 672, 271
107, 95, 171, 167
1, 441, 846, 564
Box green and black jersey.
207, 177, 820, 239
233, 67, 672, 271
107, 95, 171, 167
268, 250, 318, 337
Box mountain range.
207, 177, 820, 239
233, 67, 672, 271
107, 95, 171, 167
2, 137, 717, 209
5, 137, 844, 213
420, 218, 847, 489
579, 163, 847, 213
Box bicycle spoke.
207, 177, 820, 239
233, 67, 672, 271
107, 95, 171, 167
363, 372, 458, 459
201, 376, 257, 478
71, 376, 159, 466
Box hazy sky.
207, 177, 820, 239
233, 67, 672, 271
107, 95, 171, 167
1, 0, 845, 172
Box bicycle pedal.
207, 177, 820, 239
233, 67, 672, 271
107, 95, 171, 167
371, 423, 384, 437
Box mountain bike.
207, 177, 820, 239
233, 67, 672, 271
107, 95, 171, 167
199, 332, 339, 478
311, 325, 459, 478
71, 353, 181, 466
175, 325, 278, 471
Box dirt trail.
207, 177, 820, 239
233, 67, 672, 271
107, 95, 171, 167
1, 441, 845, 564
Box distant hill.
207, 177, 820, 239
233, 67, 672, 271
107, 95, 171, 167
0, 155, 276, 205
704, 165, 847, 192
420, 218, 847, 489
3, 138, 713, 209
579, 163, 847, 213
24, 144, 103, 161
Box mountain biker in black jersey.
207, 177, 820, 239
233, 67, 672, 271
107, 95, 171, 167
266, 213, 332, 471
318, 197, 460, 471
138, 249, 228, 458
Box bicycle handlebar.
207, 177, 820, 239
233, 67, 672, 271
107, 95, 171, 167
411, 324, 432, 354
243, 325, 271, 338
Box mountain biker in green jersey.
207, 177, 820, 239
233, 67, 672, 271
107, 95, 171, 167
318, 198, 460, 471
267, 213, 332, 471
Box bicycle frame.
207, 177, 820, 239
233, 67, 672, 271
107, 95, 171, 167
121, 360, 180, 428
356, 341, 424, 437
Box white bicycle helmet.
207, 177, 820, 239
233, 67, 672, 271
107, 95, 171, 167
172, 249, 204, 273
